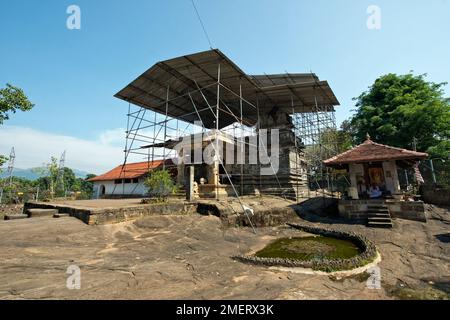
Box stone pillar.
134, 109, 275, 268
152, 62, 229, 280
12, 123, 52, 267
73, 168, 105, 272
177, 164, 185, 187
391, 162, 401, 193
349, 163, 365, 199
382, 161, 401, 194
349, 163, 364, 189
176, 149, 185, 187
187, 166, 194, 201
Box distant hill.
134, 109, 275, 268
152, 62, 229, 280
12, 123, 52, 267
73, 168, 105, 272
0, 167, 92, 180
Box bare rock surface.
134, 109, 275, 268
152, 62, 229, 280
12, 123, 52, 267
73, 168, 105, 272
0, 207, 448, 300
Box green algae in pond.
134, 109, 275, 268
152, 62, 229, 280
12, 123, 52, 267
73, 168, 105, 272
255, 236, 361, 261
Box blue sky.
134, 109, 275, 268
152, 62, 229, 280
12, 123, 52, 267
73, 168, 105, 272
1, 0, 449, 173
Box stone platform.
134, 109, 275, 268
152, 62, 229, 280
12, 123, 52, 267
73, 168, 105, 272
23, 196, 307, 227
24, 199, 197, 225
338, 199, 426, 223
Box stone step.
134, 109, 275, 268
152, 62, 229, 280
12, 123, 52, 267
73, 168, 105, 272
53, 213, 71, 218
368, 221, 393, 228
368, 212, 390, 216
368, 213, 391, 218
4, 214, 29, 221
367, 206, 389, 211
368, 210, 390, 214
26, 208, 59, 218
367, 207, 389, 211
368, 217, 392, 223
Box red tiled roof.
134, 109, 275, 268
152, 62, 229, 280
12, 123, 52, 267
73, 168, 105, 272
323, 138, 428, 166
87, 159, 173, 182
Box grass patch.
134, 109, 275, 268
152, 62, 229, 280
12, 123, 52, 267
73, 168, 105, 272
255, 236, 361, 261
384, 283, 449, 300
329, 271, 371, 283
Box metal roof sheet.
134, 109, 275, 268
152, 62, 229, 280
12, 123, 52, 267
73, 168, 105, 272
115, 49, 339, 129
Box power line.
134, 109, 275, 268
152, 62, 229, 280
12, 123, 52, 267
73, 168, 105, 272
190, 0, 213, 49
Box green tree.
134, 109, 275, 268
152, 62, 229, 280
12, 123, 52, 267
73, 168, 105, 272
71, 174, 95, 199
339, 120, 357, 149
81, 174, 96, 196
60, 167, 76, 194
0, 155, 7, 173
144, 169, 177, 200
0, 83, 34, 124
0, 176, 35, 203
34, 157, 59, 198
351, 73, 450, 158
0, 84, 34, 172
304, 122, 353, 166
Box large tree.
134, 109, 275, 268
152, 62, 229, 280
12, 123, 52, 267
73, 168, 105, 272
34, 157, 59, 198
0, 83, 34, 124
350, 73, 450, 158
0, 83, 34, 173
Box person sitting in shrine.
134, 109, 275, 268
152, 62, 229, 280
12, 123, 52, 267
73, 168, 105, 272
368, 185, 382, 199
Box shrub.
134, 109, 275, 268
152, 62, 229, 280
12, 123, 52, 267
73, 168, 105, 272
143, 169, 177, 200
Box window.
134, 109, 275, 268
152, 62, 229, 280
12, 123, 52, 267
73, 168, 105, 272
114, 179, 122, 184
132, 178, 139, 183
124, 179, 131, 184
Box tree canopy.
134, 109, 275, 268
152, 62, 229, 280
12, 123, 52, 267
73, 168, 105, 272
0, 83, 34, 174
350, 73, 450, 158
0, 83, 34, 124
0, 155, 7, 172
2, 165, 95, 203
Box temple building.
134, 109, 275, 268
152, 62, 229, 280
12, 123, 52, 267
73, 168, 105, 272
113, 49, 340, 201
324, 135, 429, 227
324, 135, 428, 199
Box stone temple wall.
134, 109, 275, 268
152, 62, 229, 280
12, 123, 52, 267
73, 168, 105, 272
420, 186, 450, 206
226, 128, 309, 200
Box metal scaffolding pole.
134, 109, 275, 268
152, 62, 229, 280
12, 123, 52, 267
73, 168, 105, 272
163, 85, 169, 171
215, 63, 220, 200
239, 81, 244, 196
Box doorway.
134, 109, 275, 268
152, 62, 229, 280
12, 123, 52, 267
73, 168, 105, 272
100, 185, 106, 196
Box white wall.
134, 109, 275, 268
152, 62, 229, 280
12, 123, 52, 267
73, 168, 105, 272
349, 163, 364, 188
382, 161, 400, 194
93, 178, 147, 198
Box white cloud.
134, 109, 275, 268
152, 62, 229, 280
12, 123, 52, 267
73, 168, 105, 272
0, 126, 142, 174
98, 128, 126, 147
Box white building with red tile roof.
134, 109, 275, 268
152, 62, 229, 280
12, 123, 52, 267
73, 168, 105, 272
88, 160, 173, 198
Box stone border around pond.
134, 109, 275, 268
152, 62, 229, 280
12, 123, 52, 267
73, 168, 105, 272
233, 223, 379, 272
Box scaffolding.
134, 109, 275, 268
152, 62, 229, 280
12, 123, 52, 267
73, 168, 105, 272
112, 49, 340, 203
293, 102, 338, 194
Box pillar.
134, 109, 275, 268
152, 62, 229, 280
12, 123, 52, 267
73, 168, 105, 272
187, 165, 195, 201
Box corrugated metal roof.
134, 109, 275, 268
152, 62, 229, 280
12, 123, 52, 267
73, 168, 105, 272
115, 49, 339, 129
250, 73, 319, 87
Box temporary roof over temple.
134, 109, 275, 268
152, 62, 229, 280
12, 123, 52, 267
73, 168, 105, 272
323, 136, 428, 166
115, 49, 340, 129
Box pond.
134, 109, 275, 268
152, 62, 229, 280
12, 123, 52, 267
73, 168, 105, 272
255, 236, 362, 261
